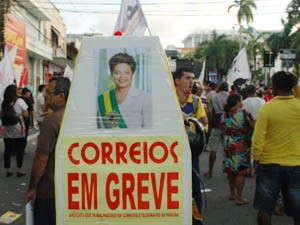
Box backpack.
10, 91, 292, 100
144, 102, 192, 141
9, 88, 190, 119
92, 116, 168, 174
1, 103, 20, 126
186, 95, 206, 157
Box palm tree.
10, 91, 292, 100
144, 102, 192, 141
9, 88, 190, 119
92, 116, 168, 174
228, 0, 257, 49
195, 30, 239, 80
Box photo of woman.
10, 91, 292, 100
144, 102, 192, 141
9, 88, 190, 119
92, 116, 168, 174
97, 52, 152, 128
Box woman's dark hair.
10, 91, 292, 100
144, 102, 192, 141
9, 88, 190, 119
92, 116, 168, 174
109, 53, 136, 74
21, 87, 31, 96
38, 84, 45, 92
272, 71, 298, 92
1, 84, 17, 111
224, 93, 241, 115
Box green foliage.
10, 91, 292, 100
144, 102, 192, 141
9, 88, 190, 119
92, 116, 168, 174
266, 0, 300, 74
195, 31, 239, 78
267, 20, 292, 58
251, 69, 265, 84
228, 0, 257, 25
180, 52, 195, 60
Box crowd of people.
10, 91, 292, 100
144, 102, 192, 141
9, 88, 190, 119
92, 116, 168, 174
1, 68, 300, 225
174, 68, 300, 225
1, 77, 70, 225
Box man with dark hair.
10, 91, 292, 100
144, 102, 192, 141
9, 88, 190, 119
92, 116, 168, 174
24, 77, 71, 225
21, 88, 34, 148
36, 84, 51, 128
204, 82, 229, 178
174, 67, 207, 225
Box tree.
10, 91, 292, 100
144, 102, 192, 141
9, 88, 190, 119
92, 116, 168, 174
195, 31, 239, 80
228, 0, 257, 49
266, 0, 300, 74
287, 0, 300, 74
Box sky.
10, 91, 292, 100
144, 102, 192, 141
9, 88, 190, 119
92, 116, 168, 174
50, 0, 293, 48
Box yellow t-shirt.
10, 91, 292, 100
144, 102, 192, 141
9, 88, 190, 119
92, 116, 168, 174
252, 95, 300, 166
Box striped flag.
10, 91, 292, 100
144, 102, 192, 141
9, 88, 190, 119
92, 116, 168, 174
113, 0, 149, 36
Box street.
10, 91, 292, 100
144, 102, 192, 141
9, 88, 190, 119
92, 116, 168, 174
0, 133, 293, 225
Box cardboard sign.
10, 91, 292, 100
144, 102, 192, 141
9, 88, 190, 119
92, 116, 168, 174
55, 37, 191, 225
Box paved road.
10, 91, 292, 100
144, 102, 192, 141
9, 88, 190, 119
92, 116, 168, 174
199, 151, 292, 225
0, 133, 293, 225
0, 131, 38, 225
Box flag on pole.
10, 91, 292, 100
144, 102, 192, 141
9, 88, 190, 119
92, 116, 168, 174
0, 45, 16, 97
63, 64, 73, 81
226, 47, 251, 86
4, 45, 16, 85
113, 0, 149, 36
197, 59, 206, 84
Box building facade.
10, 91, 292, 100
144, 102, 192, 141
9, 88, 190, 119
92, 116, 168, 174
2, 0, 68, 93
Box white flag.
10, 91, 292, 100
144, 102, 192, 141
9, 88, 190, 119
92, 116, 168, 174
63, 64, 73, 81
226, 47, 251, 86
197, 59, 206, 84
14, 64, 24, 87
0, 45, 16, 97
113, 0, 149, 36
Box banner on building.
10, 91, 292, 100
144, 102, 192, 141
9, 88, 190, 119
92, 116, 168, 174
55, 37, 192, 225
113, 0, 149, 36
5, 13, 27, 87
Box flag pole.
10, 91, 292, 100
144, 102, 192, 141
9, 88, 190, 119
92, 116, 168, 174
147, 27, 152, 36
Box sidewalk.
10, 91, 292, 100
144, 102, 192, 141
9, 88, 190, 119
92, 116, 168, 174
0, 129, 38, 225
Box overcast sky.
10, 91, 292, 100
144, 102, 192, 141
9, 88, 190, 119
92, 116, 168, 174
51, 0, 292, 47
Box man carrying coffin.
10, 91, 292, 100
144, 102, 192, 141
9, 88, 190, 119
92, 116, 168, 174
173, 67, 207, 225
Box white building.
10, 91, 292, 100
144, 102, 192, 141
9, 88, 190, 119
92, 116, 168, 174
8, 0, 68, 92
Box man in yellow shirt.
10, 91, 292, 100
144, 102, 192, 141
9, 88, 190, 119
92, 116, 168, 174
252, 71, 300, 225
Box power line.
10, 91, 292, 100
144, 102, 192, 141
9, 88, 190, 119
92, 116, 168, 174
14, 0, 283, 5
29, 6, 288, 16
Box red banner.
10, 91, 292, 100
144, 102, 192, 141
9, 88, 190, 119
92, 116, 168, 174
4, 13, 27, 87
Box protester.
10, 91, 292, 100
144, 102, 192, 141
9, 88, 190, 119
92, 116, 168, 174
1, 84, 28, 177
229, 85, 238, 95
222, 93, 254, 205
252, 71, 300, 225
173, 67, 207, 225
204, 82, 229, 178
97, 52, 152, 128
36, 84, 51, 128
243, 84, 265, 120
205, 81, 217, 109
192, 81, 207, 109
256, 87, 264, 99
203, 81, 217, 152
21, 88, 34, 148
263, 86, 274, 102
242, 84, 265, 177
24, 77, 71, 225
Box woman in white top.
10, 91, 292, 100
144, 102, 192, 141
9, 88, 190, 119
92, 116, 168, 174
98, 53, 152, 128
1, 84, 28, 177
